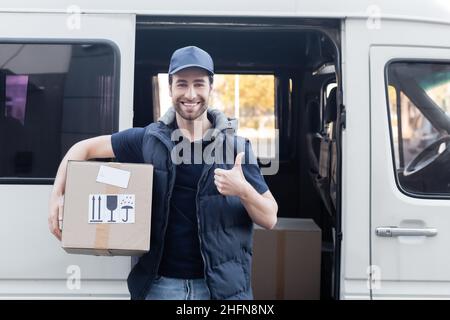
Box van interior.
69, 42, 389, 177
133, 16, 342, 300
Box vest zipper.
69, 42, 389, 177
195, 135, 226, 298
196, 163, 213, 296
142, 132, 176, 297
157, 135, 176, 272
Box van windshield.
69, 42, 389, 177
414, 64, 450, 114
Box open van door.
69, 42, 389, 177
370, 46, 450, 299
0, 12, 135, 298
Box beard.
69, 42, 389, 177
173, 98, 208, 121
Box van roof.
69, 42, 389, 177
1, 0, 450, 25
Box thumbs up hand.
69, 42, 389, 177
214, 152, 249, 197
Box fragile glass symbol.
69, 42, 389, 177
106, 195, 118, 222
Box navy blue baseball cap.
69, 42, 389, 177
168, 46, 214, 75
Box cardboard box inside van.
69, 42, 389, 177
252, 218, 321, 299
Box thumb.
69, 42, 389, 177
234, 152, 245, 168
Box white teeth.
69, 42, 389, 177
182, 102, 198, 107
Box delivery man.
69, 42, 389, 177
48, 46, 278, 300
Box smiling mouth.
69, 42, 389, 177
181, 101, 201, 107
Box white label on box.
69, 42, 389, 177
88, 194, 135, 224
96, 165, 131, 189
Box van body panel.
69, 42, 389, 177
369, 20, 450, 298
339, 18, 372, 299
1, 1, 449, 25
0, 12, 135, 298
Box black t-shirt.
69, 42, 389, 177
111, 125, 269, 279
159, 138, 209, 279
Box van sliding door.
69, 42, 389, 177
0, 12, 135, 298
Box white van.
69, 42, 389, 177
1, 0, 450, 299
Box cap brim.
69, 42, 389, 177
169, 64, 214, 75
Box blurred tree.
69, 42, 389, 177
212, 74, 274, 129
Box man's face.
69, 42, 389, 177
169, 68, 212, 121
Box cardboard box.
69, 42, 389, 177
252, 218, 321, 300
62, 161, 153, 256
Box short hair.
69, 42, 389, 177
169, 73, 214, 86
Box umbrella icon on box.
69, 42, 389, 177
121, 205, 133, 222
120, 195, 135, 222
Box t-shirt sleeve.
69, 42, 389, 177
242, 139, 269, 195
111, 127, 145, 163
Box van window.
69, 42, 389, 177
386, 62, 450, 196
157, 73, 276, 158
322, 81, 337, 133
0, 43, 119, 182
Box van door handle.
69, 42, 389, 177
375, 226, 438, 237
